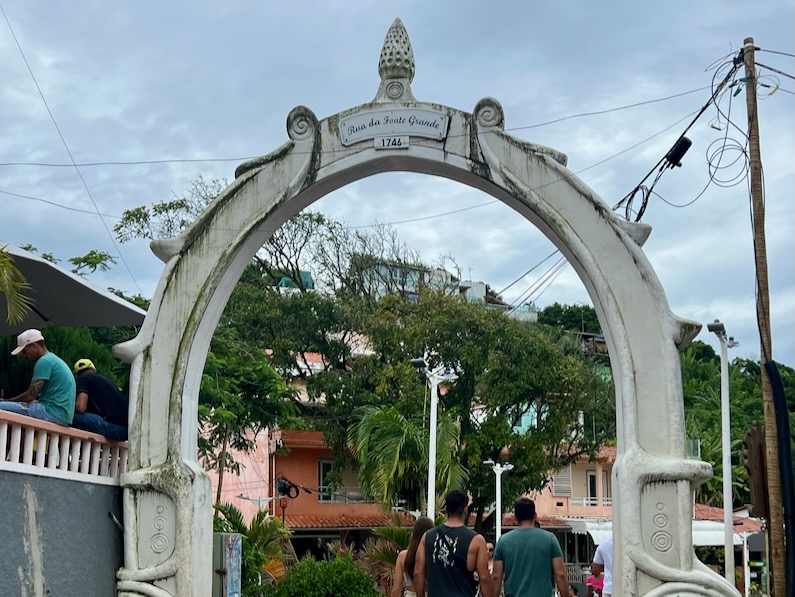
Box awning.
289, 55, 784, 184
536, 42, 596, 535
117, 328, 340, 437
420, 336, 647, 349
564, 519, 613, 545
1, 242, 146, 335
563, 518, 744, 546
691, 520, 742, 546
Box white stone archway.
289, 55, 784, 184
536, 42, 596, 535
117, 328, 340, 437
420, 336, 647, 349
114, 19, 737, 597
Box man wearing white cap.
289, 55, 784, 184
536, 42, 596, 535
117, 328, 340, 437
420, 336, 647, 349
0, 329, 75, 425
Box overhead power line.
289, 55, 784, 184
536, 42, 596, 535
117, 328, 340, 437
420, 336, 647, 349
0, 2, 142, 294
2, 104, 704, 236
0, 85, 713, 169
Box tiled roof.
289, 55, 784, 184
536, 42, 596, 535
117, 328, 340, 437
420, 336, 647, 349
285, 512, 414, 530
504, 514, 571, 529
471, 513, 571, 530
693, 503, 764, 534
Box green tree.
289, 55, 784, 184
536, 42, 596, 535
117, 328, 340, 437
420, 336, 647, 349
111, 177, 615, 523
537, 301, 601, 334
113, 176, 226, 242
0, 246, 33, 325
214, 502, 293, 594
680, 341, 795, 507
271, 555, 379, 597
348, 405, 466, 510
304, 290, 614, 524
199, 326, 297, 502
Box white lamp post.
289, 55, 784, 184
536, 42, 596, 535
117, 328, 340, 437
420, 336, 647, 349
707, 320, 740, 584
413, 358, 458, 521
483, 459, 514, 542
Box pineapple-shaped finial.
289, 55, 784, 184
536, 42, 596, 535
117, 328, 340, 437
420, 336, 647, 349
378, 18, 415, 83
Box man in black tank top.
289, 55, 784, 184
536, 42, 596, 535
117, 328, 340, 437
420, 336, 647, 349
414, 489, 494, 597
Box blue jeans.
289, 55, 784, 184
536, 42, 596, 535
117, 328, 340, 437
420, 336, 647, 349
71, 412, 128, 441
0, 401, 69, 425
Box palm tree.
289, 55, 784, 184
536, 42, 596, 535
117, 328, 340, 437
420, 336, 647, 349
0, 247, 33, 324
357, 519, 412, 593
348, 405, 468, 510
214, 502, 293, 589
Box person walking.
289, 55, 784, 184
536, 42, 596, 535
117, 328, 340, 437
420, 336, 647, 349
0, 329, 75, 426
491, 498, 569, 597
586, 569, 604, 596
591, 537, 613, 597
414, 489, 494, 597
71, 358, 129, 441
391, 516, 434, 597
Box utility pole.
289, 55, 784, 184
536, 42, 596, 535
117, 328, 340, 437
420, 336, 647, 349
743, 36, 784, 597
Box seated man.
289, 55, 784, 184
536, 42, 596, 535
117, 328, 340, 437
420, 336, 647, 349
0, 329, 75, 425
71, 358, 129, 441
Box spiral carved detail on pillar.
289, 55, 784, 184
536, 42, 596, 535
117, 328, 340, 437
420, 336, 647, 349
287, 105, 319, 141
474, 97, 505, 130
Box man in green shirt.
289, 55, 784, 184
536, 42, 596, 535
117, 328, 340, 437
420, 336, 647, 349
0, 329, 75, 425
492, 498, 570, 597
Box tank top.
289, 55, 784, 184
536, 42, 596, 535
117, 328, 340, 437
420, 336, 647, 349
424, 524, 477, 596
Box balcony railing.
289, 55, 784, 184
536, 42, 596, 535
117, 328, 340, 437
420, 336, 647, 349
0, 410, 128, 485
566, 563, 592, 584
569, 496, 613, 507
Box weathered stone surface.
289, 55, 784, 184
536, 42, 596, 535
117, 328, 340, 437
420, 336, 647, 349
116, 18, 733, 597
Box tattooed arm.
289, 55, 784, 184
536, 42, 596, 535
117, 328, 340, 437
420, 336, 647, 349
10, 379, 45, 403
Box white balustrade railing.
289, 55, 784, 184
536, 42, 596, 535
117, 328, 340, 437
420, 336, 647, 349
0, 410, 127, 485
569, 496, 613, 507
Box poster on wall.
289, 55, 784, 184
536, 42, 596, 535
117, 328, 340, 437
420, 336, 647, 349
224, 534, 242, 597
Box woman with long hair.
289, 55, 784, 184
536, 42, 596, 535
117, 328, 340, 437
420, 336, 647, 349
391, 516, 435, 597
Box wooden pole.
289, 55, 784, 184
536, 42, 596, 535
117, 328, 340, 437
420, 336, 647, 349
743, 36, 784, 597
214, 427, 230, 515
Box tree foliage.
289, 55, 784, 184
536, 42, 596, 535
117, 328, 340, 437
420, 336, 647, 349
0, 245, 33, 324
537, 301, 601, 335
214, 502, 293, 594
199, 326, 297, 494
113, 176, 226, 242
269, 554, 379, 597
680, 340, 795, 507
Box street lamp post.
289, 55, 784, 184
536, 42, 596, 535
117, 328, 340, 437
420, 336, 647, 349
483, 459, 514, 542
707, 320, 740, 584
412, 358, 458, 521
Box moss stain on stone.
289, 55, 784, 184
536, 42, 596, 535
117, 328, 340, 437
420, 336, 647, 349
234, 141, 294, 179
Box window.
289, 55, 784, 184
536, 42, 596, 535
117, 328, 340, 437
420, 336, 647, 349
552, 465, 572, 497
587, 470, 598, 506
318, 460, 333, 503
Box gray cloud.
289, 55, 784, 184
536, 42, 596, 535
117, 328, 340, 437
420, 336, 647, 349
1, 1, 792, 364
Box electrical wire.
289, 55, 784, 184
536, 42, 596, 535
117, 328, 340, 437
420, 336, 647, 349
614, 49, 747, 221
0, 2, 143, 294
530, 259, 569, 303
0, 85, 713, 170
758, 48, 795, 59
755, 62, 795, 81
2, 107, 705, 237
0, 188, 120, 217
504, 255, 567, 314
495, 249, 561, 297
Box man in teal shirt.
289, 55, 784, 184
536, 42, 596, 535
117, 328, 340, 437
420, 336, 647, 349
492, 498, 570, 597
0, 329, 75, 425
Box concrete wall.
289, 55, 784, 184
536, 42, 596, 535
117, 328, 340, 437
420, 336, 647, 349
0, 470, 123, 596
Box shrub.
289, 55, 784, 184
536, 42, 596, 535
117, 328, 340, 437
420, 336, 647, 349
272, 555, 379, 597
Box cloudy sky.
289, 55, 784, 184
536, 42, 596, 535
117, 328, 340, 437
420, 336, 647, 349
2, 1, 793, 365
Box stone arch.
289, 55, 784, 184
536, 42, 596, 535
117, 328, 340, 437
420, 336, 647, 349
114, 19, 735, 597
